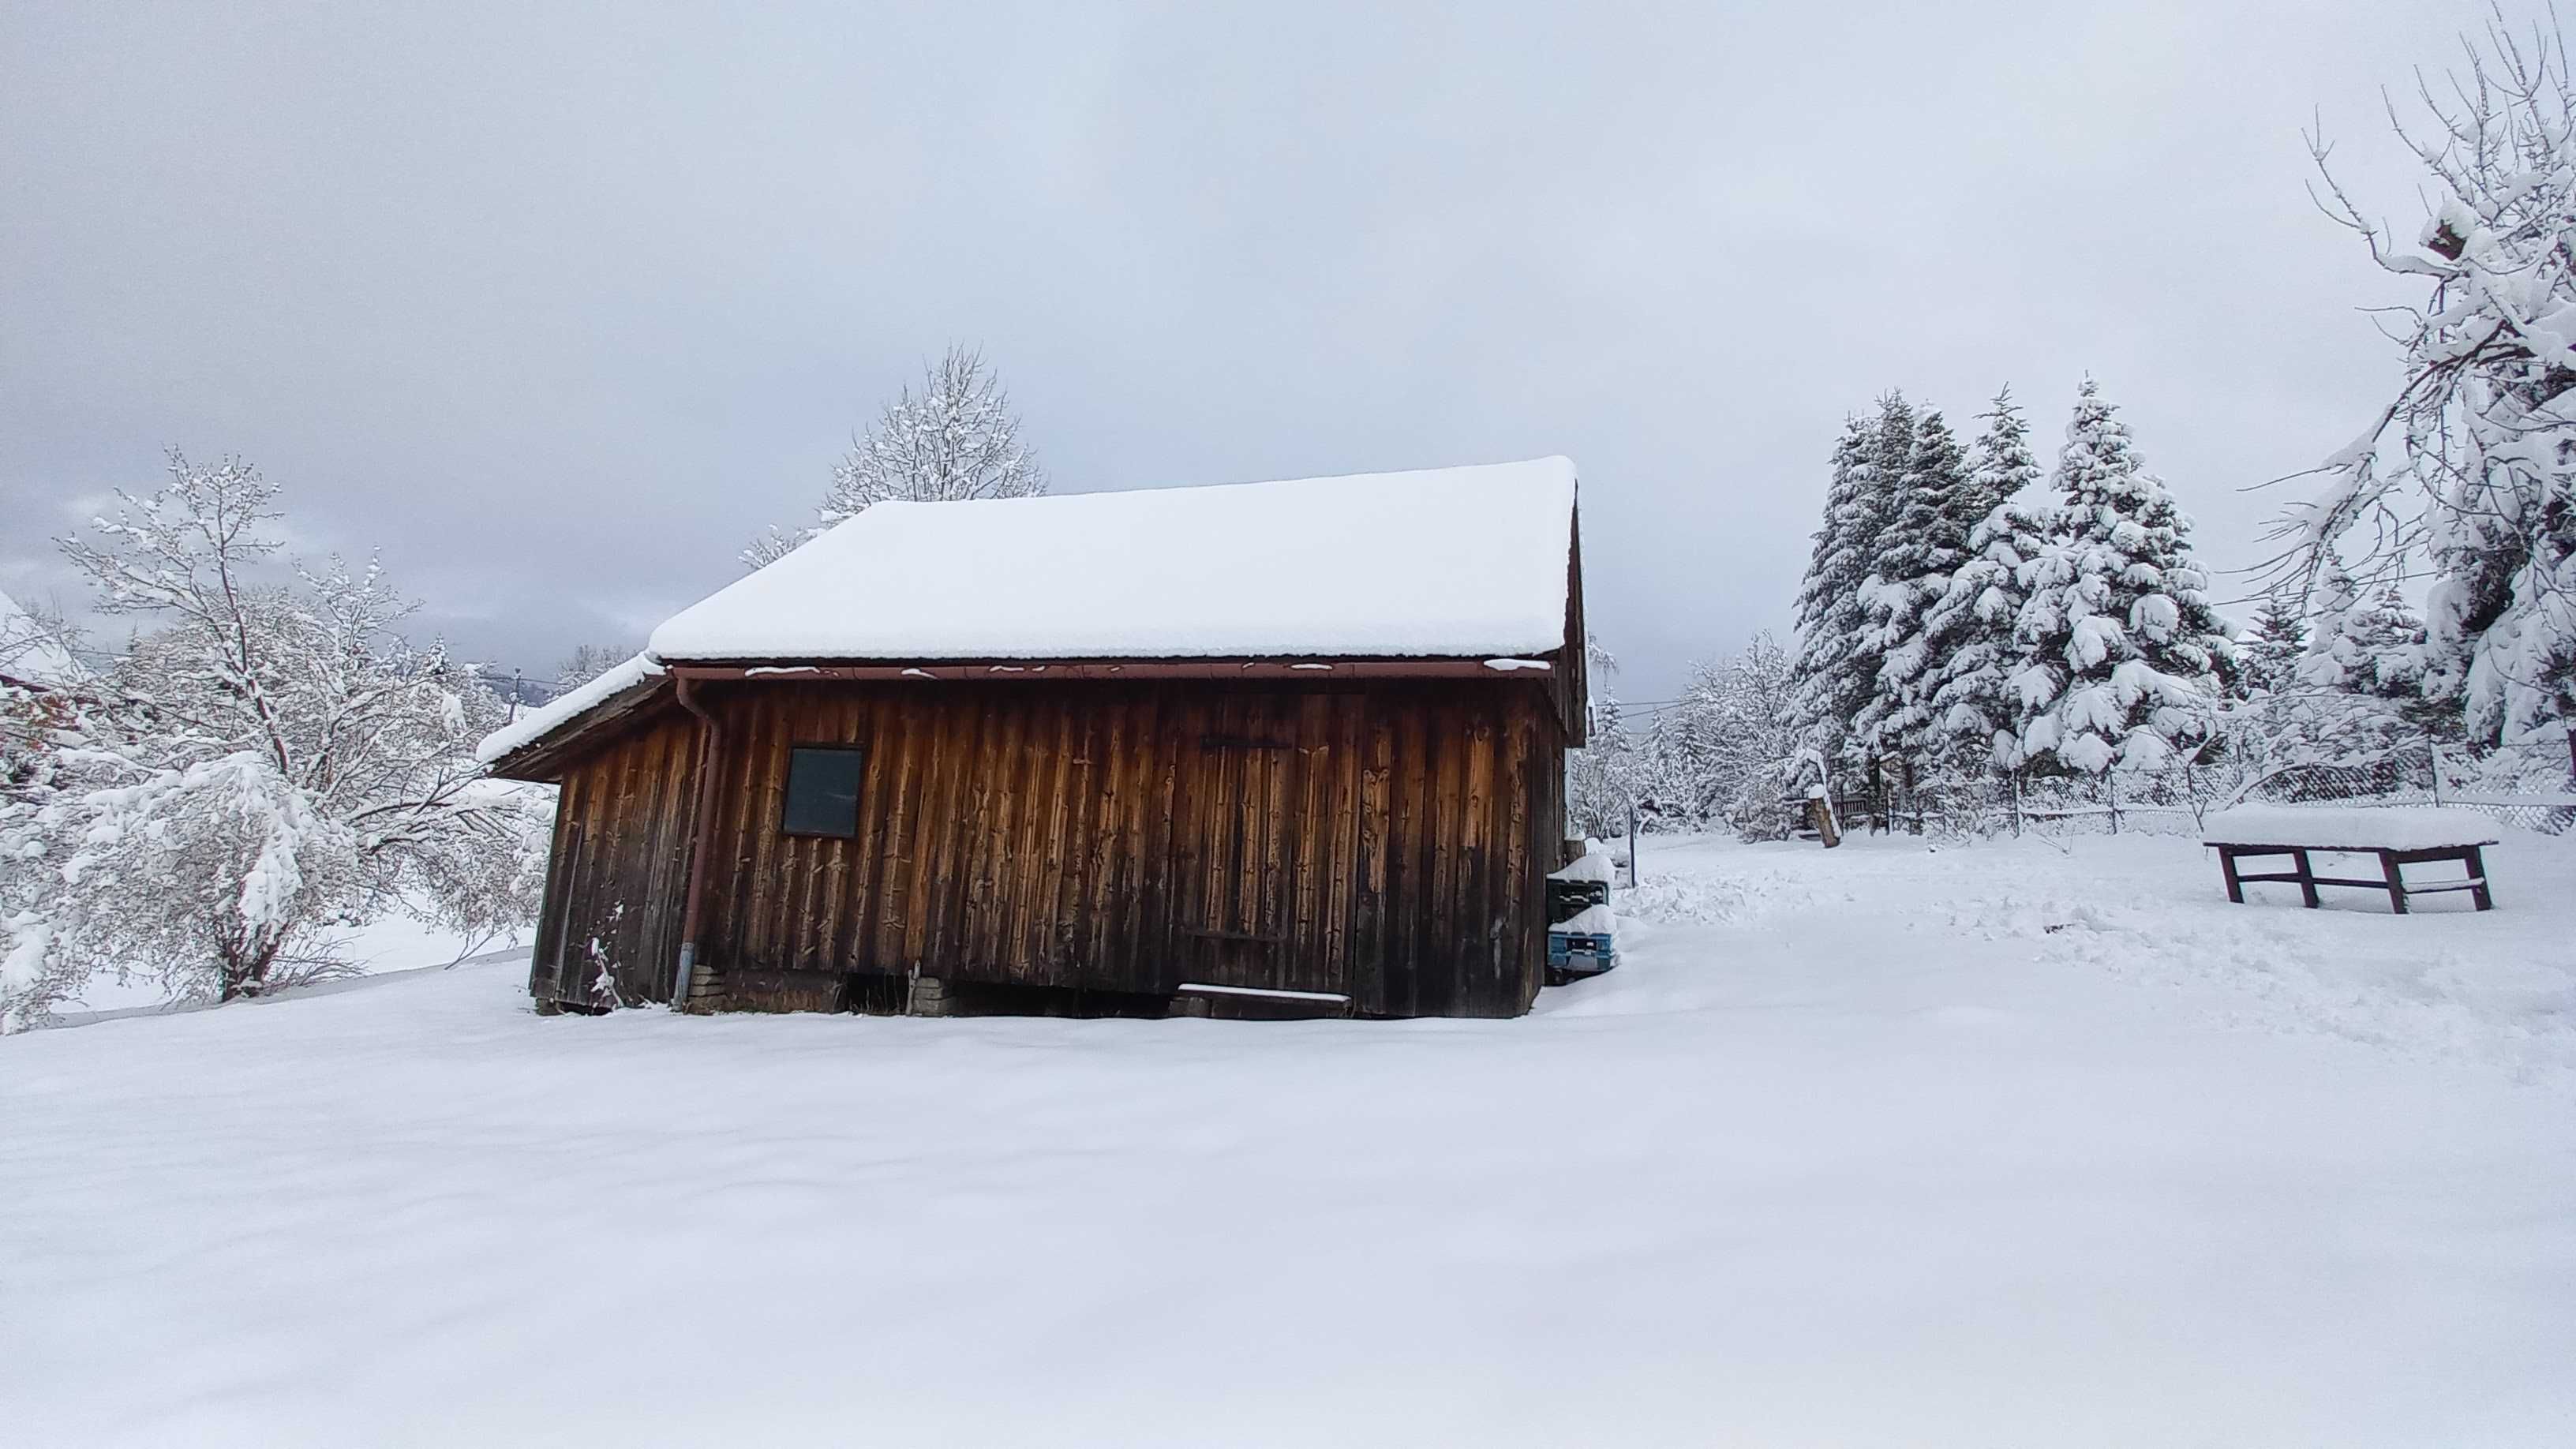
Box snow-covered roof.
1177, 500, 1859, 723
648, 458, 1579, 663
474, 652, 664, 765
0, 589, 84, 687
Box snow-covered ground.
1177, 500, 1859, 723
48, 909, 521, 1023
4, 832, 2570, 1447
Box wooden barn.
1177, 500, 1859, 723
478, 457, 1588, 1020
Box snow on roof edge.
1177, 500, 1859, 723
474, 653, 665, 766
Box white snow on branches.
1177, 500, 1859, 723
2300, 16, 2576, 744
0, 453, 546, 1028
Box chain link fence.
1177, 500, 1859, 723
1825, 733, 2576, 841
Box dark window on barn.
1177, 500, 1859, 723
781, 747, 866, 837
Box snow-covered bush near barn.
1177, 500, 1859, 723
0, 453, 546, 1028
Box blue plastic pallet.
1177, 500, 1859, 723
1546, 930, 1618, 983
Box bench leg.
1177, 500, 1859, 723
2467, 844, 2494, 911
2218, 847, 2245, 904
2293, 848, 2321, 908
2381, 850, 2409, 915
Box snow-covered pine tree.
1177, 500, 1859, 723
1923, 388, 2043, 769
1855, 407, 1976, 765
2011, 380, 2238, 773
1784, 417, 1875, 763
2297, 562, 2370, 693
2239, 590, 2310, 697
2301, 13, 2576, 744
746, 345, 1047, 567
1784, 399, 1909, 771
2300, 564, 2435, 716
2354, 583, 2432, 708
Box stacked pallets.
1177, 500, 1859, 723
1544, 853, 1619, 985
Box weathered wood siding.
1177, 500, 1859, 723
526, 705, 702, 1007
529, 678, 1565, 1018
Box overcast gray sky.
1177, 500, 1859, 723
2, 1, 2478, 699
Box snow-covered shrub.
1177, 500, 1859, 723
40, 751, 368, 1002
0, 453, 548, 1027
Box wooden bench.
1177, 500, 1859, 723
2201, 807, 2497, 914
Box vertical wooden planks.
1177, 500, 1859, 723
522, 676, 1564, 1018
1076, 694, 1129, 983
1256, 695, 1293, 979
1350, 695, 1394, 1015
1497, 696, 1536, 1013
1319, 693, 1362, 1001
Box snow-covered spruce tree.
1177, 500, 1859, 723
2010, 380, 2238, 773
2296, 565, 2450, 743
0, 453, 546, 1027
746, 345, 1047, 567
2297, 562, 2421, 698
1855, 407, 1981, 766
2299, 12, 2576, 745
1923, 388, 2046, 769
2238, 589, 2311, 697
1784, 399, 1909, 772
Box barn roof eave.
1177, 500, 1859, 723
480, 674, 676, 783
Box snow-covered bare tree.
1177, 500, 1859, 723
553, 642, 632, 686
2012, 380, 2238, 773
0, 453, 546, 1028
2296, 10, 2576, 744
0, 589, 86, 687
1701, 633, 1802, 835
1567, 632, 1638, 837
1924, 388, 2045, 769
746, 345, 1047, 567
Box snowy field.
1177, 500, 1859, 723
4, 832, 2571, 1447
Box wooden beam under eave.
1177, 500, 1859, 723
659, 657, 1556, 684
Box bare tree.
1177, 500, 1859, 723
0, 589, 85, 686
0, 452, 546, 1025
554, 642, 632, 686
746, 345, 1047, 567
2293, 7, 2576, 743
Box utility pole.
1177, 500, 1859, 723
1626, 800, 1640, 889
